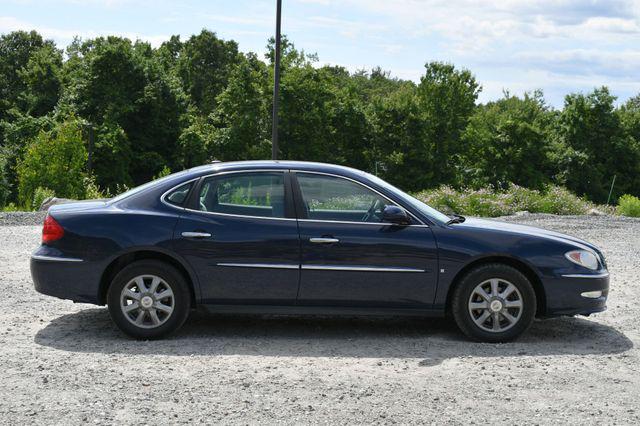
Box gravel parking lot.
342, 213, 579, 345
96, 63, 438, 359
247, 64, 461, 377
1, 213, 638, 424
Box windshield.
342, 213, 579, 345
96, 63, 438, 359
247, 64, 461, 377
363, 172, 451, 224
109, 169, 192, 204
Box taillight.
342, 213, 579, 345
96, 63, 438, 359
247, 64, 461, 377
42, 214, 64, 244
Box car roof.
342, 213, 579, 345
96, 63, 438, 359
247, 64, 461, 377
187, 160, 367, 178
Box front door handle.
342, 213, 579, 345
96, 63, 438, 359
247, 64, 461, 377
181, 231, 212, 239
309, 237, 339, 244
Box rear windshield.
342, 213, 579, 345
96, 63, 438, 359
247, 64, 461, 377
109, 170, 192, 204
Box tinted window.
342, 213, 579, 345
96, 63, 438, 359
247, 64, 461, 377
296, 173, 391, 223
164, 182, 192, 206
199, 172, 285, 218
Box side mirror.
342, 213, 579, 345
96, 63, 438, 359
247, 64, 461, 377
382, 205, 411, 225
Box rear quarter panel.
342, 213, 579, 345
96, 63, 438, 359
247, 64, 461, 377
33, 202, 187, 304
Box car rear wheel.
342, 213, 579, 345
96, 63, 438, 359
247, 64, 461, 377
451, 263, 536, 343
107, 260, 191, 339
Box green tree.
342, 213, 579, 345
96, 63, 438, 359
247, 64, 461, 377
210, 53, 271, 161
368, 84, 431, 190
17, 118, 87, 207
18, 44, 62, 116
461, 91, 553, 189
552, 87, 640, 202
0, 112, 55, 205
176, 30, 241, 115
0, 31, 56, 119
417, 62, 481, 186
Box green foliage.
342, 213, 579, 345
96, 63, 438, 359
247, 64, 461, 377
0, 150, 11, 207
2, 202, 19, 212
414, 185, 597, 217
84, 175, 109, 199
617, 194, 640, 217
461, 91, 553, 190
17, 118, 87, 208
31, 186, 55, 211
176, 30, 241, 114
0, 29, 640, 214
18, 44, 62, 116
0, 30, 56, 118
552, 87, 640, 203
153, 165, 171, 180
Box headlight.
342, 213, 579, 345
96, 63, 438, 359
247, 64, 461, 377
565, 250, 599, 270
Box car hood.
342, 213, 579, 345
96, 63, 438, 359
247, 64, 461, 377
454, 217, 599, 252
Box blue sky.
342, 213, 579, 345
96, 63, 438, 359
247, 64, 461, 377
2, 0, 640, 107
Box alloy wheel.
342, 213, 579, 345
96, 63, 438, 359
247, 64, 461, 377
120, 275, 175, 329
468, 278, 523, 333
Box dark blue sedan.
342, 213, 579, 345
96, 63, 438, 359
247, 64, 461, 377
31, 161, 609, 342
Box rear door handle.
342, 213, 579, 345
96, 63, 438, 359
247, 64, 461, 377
309, 237, 339, 244
181, 231, 212, 239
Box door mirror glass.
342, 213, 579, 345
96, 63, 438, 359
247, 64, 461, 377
382, 205, 411, 225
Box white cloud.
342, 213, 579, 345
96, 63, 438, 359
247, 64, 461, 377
0, 15, 171, 47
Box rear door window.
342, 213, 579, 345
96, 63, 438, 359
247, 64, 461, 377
198, 172, 286, 218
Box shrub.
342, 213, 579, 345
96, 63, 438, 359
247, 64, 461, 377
412, 184, 596, 217
2, 203, 19, 212
31, 187, 55, 211
617, 194, 640, 217
17, 117, 88, 209
84, 176, 110, 200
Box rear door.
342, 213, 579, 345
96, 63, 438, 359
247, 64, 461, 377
292, 171, 438, 308
172, 171, 301, 305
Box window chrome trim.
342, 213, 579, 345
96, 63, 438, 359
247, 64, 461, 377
561, 272, 609, 279
301, 264, 425, 273
291, 170, 427, 226
160, 168, 430, 226
183, 208, 297, 221
31, 254, 83, 263
217, 262, 299, 270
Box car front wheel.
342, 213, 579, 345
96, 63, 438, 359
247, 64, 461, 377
451, 263, 536, 343
107, 260, 191, 339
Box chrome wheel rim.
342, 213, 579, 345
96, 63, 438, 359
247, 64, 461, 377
468, 278, 523, 333
120, 275, 175, 329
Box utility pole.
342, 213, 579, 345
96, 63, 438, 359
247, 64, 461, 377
271, 0, 282, 160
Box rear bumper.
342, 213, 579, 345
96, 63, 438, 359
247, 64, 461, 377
31, 248, 102, 304
544, 272, 609, 316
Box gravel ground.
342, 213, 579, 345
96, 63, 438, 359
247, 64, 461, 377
0, 213, 638, 425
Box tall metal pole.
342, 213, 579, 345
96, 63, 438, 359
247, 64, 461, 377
271, 0, 282, 160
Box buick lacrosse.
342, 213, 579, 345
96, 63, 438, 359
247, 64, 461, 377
31, 161, 609, 342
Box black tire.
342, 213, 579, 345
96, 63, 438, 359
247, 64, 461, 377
451, 263, 536, 343
107, 260, 191, 339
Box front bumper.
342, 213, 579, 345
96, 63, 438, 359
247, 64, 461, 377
31, 247, 103, 304
544, 271, 609, 316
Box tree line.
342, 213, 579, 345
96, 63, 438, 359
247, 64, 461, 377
1, 29, 639, 209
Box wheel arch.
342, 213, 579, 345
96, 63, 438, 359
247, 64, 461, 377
445, 255, 546, 317
98, 249, 199, 306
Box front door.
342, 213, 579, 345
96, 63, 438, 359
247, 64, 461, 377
292, 172, 438, 308
173, 171, 300, 305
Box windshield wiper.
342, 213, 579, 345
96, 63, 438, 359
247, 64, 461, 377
446, 214, 466, 225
